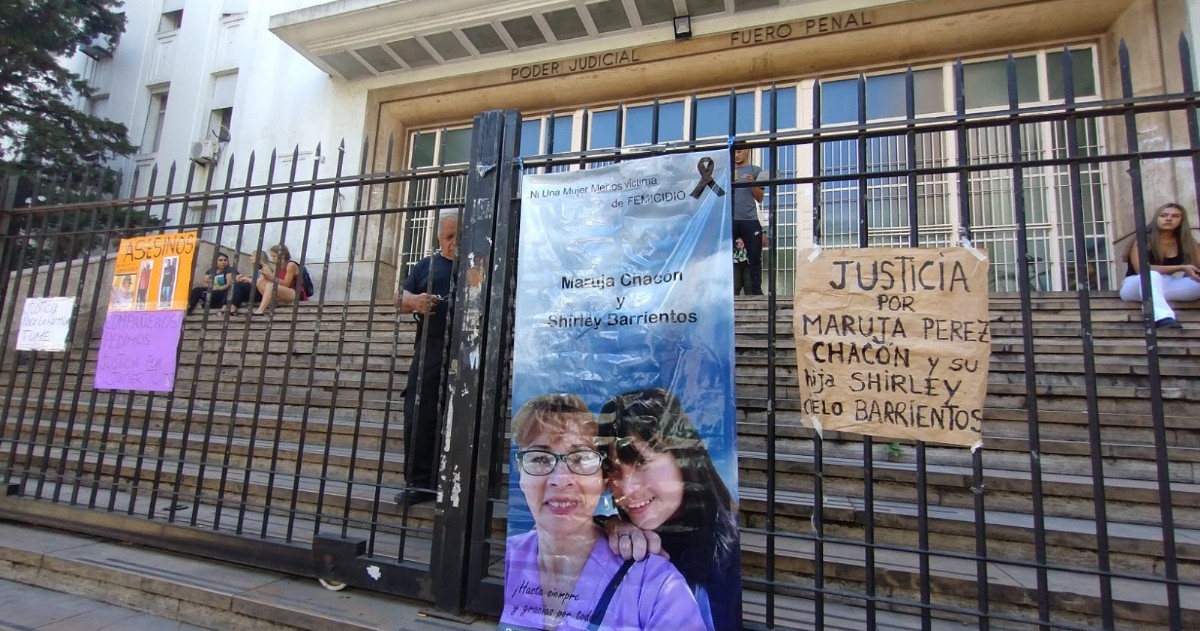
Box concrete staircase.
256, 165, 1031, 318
0, 292, 1197, 629
732, 293, 1200, 629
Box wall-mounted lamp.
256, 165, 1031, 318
673, 14, 692, 41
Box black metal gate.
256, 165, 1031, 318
1, 40, 1198, 630
0, 133, 488, 605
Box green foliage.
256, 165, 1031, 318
18, 203, 163, 269
0, 0, 134, 179
0, 1, 160, 269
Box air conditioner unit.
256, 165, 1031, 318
81, 34, 118, 60
190, 140, 219, 165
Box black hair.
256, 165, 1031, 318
597, 387, 739, 585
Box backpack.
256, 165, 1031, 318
299, 264, 315, 297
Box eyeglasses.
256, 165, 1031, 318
516, 449, 605, 476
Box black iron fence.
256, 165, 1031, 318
0, 41, 1197, 630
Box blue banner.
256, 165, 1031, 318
503, 150, 740, 631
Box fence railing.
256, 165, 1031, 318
0, 41, 1197, 630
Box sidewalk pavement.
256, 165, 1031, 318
0, 578, 211, 631
0, 519, 498, 631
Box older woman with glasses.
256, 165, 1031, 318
502, 393, 705, 631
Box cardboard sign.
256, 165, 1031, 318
793, 247, 990, 447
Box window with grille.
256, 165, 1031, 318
398, 44, 1108, 295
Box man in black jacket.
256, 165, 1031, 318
394, 210, 458, 507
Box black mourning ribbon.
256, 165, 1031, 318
689, 157, 726, 199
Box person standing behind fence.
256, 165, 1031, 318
732, 149, 765, 296
1119, 202, 1200, 329
393, 210, 458, 507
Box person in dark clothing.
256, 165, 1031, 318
597, 387, 743, 631
393, 210, 458, 507
230, 273, 258, 313
731, 148, 765, 296
187, 252, 237, 314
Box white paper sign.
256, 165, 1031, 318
17, 297, 76, 352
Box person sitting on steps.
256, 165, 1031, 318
187, 252, 237, 315
1119, 202, 1200, 329
253, 244, 307, 315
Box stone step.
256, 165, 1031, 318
7, 381, 1192, 476
0, 519, 973, 631
734, 446, 1200, 525
2, 450, 434, 534
2, 398, 405, 450
738, 530, 1200, 628
10, 441, 1193, 603
736, 487, 1200, 582
0, 416, 408, 487
6, 380, 1194, 491
8, 402, 1193, 532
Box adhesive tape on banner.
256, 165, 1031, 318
806, 247, 822, 262
970, 439, 983, 453
960, 237, 987, 261
808, 416, 824, 441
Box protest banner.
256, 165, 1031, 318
16, 297, 76, 352
93, 311, 186, 392
502, 150, 740, 631
793, 246, 990, 447
95, 232, 196, 391
108, 232, 198, 312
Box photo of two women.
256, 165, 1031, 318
502, 387, 740, 631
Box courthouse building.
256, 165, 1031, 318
73, 0, 1200, 296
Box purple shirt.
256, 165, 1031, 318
500, 530, 707, 631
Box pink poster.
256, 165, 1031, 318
93, 310, 186, 392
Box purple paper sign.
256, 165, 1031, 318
94, 310, 185, 392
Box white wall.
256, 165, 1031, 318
67, 0, 375, 283
1190, 0, 1200, 82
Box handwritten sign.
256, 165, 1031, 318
16, 297, 76, 352
793, 247, 990, 447
93, 310, 185, 392
111, 232, 197, 312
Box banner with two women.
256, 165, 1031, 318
504, 150, 740, 631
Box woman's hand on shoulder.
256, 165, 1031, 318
604, 516, 666, 561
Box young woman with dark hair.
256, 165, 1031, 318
597, 387, 742, 631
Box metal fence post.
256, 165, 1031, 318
430, 109, 519, 614
0, 174, 17, 336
